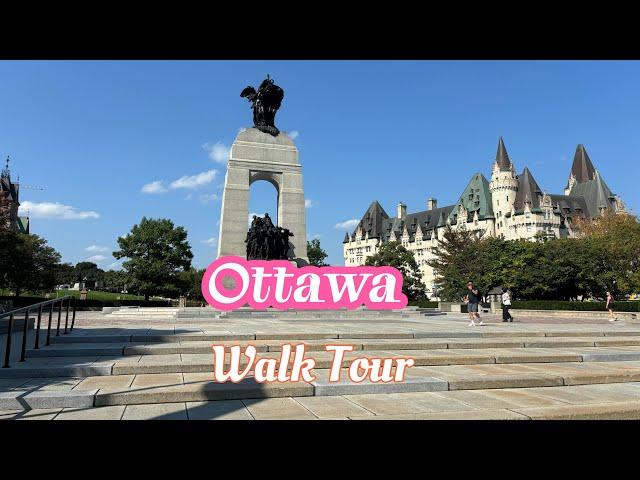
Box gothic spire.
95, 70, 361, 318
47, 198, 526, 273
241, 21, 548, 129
1, 156, 9, 180
513, 167, 543, 211
570, 144, 596, 184
495, 137, 512, 171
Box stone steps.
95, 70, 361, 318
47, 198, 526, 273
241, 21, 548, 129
22, 335, 640, 359
4, 362, 640, 410
6, 345, 640, 378
3, 314, 640, 416
103, 306, 439, 321
4, 385, 640, 419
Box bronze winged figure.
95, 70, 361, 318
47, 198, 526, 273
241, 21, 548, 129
240, 75, 284, 136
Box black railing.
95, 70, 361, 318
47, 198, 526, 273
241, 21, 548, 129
1, 296, 76, 368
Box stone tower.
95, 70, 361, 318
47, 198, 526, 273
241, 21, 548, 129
489, 137, 518, 238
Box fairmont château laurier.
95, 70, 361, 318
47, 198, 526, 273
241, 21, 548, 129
343, 138, 626, 299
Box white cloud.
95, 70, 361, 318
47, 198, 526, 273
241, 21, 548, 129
141, 180, 168, 194
107, 261, 123, 271
201, 237, 217, 247
19, 201, 99, 220
203, 141, 230, 164
333, 219, 359, 230
169, 170, 217, 190
143, 171, 217, 195
199, 193, 219, 204
289, 130, 299, 140
305, 198, 315, 208
307, 233, 322, 240
86, 245, 109, 253
86, 254, 106, 263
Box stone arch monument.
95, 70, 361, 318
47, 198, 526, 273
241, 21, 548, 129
217, 127, 309, 264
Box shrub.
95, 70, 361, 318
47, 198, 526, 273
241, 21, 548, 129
408, 300, 439, 308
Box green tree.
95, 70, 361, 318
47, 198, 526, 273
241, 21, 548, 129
0, 230, 61, 296
54, 262, 76, 286
113, 217, 193, 301
307, 238, 329, 266
365, 241, 426, 300
74, 261, 105, 288
427, 224, 479, 301
102, 269, 129, 293
575, 212, 640, 298
178, 268, 206, 303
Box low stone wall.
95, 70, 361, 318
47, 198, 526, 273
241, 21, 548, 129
438, 302, 491, 314
511, 308, 639, 321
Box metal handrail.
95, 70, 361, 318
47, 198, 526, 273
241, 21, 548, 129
1, 296, 76, 368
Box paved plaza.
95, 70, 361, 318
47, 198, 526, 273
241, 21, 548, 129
2, 307, 640, 420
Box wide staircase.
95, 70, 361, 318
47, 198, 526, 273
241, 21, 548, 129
2, 309, 640, 419
103, 306, 442, 322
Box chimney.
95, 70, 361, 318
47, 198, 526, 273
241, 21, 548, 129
427, 198, 437, 211
397, 202, 407, 219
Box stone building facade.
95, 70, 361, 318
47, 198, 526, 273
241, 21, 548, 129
0, 157, 29, 233
343, 139, 625, 298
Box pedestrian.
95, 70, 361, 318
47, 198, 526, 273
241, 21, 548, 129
606, 291, 617, 322
464, 281, 483, 326
501, 287, 513, 323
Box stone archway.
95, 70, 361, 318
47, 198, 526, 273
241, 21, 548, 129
217, 128, 308, 264
249, 171, 281, 225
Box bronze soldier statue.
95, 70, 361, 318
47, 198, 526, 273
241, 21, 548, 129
244, 213, 294, 260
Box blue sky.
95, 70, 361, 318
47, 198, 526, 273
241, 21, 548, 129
1, 61, 638, 268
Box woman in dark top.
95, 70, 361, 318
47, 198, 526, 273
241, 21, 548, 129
606, 291, 616, 322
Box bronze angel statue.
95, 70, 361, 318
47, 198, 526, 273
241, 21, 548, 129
240, 75, 284, 136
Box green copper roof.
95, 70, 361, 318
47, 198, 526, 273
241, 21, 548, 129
449, 173, 494, 222
569, 170, 616, 218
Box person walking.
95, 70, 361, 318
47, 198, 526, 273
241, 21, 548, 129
606, 291, 617, 322
465, 281, 483, 326
501, 287, 513, 322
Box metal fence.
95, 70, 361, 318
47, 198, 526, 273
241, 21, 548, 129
1, 296, 75, 368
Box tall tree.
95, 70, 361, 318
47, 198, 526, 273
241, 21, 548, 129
178, 268, 206, 303
102, 269, 129, 293
574, 211, 640, 297
74, 261, 104, 287
307, 238, 329, 266
54, 262, 76, 286
427, 224, 479, 301
113, 217, 193, 301
0, 230, 61, 296
365, 241, 426, 300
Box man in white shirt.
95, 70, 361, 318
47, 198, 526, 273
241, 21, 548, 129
501, 288, 513, 323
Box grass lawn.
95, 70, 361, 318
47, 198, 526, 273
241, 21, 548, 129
52, 290, 146, 301
0, 289, 149, 301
